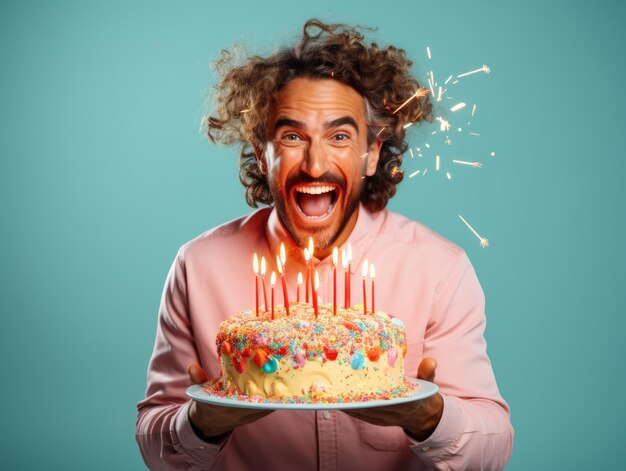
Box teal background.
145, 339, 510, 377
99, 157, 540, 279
1, 0, 624, 469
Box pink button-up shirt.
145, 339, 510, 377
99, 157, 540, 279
136, 206, 513, 470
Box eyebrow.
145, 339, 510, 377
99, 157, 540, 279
273, 116, 360, 135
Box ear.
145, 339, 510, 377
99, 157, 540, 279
365, 139, 382, 177
253, 144, 268, 175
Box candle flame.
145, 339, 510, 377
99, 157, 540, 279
332, 247, 338, 266
253, 253, 259, 274
304, 247, 310, 262
297, 272, 303, 285
341, 248, 348, 270
276, 255, 283, 274
347, 242, 352, 262
270, 271, 276, 286
308, 237, 314, 258
314, 270, 319, 290
280, 242, 286, 265
261, 256, 266, 276
370, 263, 375, 279
362, 259, 369, 278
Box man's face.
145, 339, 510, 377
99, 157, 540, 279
263, 78, 381, 256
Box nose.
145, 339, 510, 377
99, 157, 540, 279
301, 139, 331, 178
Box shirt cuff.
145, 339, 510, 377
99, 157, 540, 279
407, 394, 463, 459
174, 401, 227, 461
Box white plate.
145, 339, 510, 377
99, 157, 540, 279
186, 377, 438, 410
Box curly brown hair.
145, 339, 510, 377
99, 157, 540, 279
206, 19, 432, 212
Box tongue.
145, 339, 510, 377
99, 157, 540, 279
298, 192, 332, 217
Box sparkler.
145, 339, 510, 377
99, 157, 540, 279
457, 65, 491, 78
458, 215, 489, 248
452, 160, 483, 168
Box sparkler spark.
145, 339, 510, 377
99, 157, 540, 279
436, 155, 440, 171
468, 132, 480, 136
392, 88, 429, 115
409, 148, 414, 159
458, 215, 489, 248
444, 75, 453, 85
472, 104, 477, 117
450, 102, 466, 112
453, 160, 483, 168
409, 169, 421, 178
427, 46, 432, 59
446, 172, 452, 179
435, 116, 450, 131
457, 65, 491, 78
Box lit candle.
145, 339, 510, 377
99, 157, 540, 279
370, 263, 376, 313
332, 247, 338, 316
308, 237, 314, 304
261, 256, 268, 313
270, 271, 276, 320
347, 242, 352, 307
276, 247, 289, 317
313, 269, 319, 318
253, 253, 259, 317
362, 259, 369, 314
297, 272, 303, 302
304, 248, 310, 303
342, 248, 348, 308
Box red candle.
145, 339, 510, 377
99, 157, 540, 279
304, 248, 310, 304
342, 248, 348, 308
370, 263, 376, 313
261, 256, 268, 313
347, 242, 352, 307
313, 269, 319, 318
253, 253, 259, 317
332, 247, 338, 315
308, 237, 315, 304
297, 272, 302, 302
362, 259, 369, 314
276, 254, 289, 317
270, 271, 276, 320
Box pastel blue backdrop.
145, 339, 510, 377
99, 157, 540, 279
2, 1, 624, 469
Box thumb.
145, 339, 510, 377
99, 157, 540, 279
188, 363, 210, 385
417, 357, 437, 383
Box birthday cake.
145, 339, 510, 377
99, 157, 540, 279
213, 302, 410, 402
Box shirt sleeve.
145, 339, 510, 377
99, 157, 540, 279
135, 251, 225, 470
409, 251, 514, 470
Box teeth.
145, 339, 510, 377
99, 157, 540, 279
295, 186, 334, 195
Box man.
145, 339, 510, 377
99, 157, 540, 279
137, 19, 513, 470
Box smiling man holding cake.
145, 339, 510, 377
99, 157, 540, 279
136, 19, 513, 470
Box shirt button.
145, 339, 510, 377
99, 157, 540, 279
323, 410, 330, 419
421, 445, 430, 452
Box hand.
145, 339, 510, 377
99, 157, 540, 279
187, 363, 273, 440
343, 357, 443, 441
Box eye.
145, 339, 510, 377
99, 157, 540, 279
282, 133, 302, 141
332, 133, 350, 142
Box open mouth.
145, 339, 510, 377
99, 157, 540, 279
294, 185, 339, 219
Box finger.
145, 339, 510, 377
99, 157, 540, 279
188, 363, 210, 384
417, 357, 437, 382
